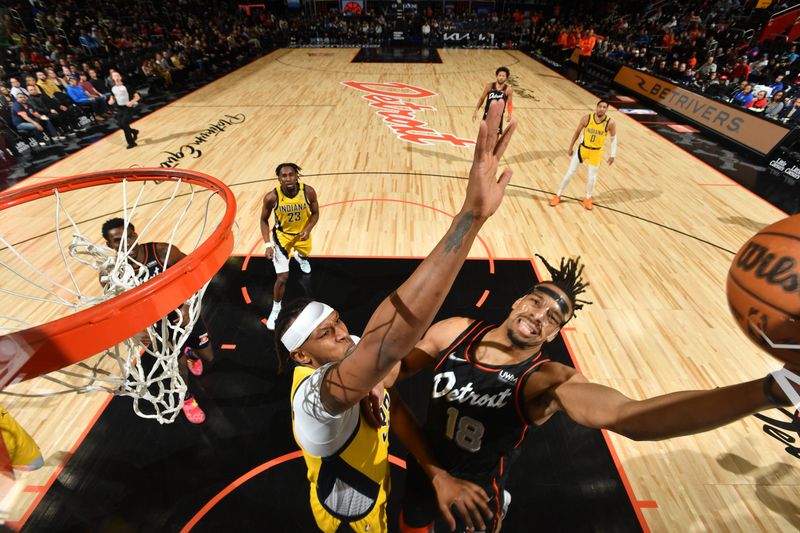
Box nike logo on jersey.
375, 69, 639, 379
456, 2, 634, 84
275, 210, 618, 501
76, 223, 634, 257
432, 370, 512, 408
447, 352, 468, 363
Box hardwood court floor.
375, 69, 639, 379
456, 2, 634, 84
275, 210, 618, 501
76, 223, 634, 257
1, 48, 797, 531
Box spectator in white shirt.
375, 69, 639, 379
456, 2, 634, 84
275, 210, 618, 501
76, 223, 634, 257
8, 78, 29, 99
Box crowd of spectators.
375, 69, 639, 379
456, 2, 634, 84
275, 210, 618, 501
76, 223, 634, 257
531, 1, 800, 126
2, 0, 798, 164
0, 0, 288, 158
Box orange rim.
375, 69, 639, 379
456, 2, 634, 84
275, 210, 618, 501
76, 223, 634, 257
0, 168, 236, 384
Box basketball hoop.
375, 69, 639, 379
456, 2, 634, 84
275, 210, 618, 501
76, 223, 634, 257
0, 169, 236, 423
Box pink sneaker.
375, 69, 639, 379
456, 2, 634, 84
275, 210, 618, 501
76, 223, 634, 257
182, 398, 206, 424
183, 347, 203, 376
186, 356, 203, 377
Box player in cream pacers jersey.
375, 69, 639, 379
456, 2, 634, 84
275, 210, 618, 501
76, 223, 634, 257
549, 100, 617, 210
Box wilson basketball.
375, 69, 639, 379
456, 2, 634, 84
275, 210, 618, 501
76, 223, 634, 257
727, 214, 800, 365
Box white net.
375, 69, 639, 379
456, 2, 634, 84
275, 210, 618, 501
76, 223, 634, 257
0, 174, 230, 424
66, 231, 204, 424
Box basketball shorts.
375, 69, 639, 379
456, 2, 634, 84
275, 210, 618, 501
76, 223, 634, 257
401, 455, 502, 533
577, 144, 602, 166
0, 407, 42, 470
273, 231, 312, 274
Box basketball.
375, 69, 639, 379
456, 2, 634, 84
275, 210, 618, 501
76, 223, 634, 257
727, 214, 800, 365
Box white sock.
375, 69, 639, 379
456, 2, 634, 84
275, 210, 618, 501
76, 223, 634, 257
271, 300, 282, 314
557, 151, 581, 196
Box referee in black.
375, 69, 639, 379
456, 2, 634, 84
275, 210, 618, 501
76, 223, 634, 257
108, 70, 140, 149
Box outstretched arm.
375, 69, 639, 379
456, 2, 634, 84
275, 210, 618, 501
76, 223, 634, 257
321, 100, 516, 415
549, 368, 795, 441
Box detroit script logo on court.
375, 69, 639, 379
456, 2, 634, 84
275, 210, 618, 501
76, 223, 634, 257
342, 81, 475, 147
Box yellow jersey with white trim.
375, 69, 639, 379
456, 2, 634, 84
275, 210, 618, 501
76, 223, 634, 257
274, 182, 311, 236
581, 113, 610, 151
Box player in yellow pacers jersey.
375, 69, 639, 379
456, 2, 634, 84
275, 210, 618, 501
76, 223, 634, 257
0, 406, 43, 472
262, 163, 320, 330
549, 99, 617, 210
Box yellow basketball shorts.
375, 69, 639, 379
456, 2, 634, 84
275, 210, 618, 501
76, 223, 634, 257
273, 231, 312, 274
578, 145, 603, 166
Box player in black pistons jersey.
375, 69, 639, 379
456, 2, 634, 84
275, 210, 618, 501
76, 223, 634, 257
101, 218, 216, 424
472, 67, 513, 134
399, 255, 800, 533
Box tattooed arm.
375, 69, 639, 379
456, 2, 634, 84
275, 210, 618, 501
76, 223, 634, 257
320, 100, 517, 414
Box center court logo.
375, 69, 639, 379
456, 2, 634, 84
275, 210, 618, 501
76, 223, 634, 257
342, 81, 475, 147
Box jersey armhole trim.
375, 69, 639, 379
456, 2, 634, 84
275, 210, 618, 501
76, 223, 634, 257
434, 320, 483, 371
513, 358, 549, 426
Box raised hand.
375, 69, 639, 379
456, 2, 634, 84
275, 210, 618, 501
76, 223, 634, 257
359, 383, 385, 428
462, 99, 516, 220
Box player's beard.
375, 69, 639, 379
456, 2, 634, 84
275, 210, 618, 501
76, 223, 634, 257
505, 324, 542, 350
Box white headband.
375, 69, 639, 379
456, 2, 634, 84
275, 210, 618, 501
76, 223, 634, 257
281, 301, 334, 352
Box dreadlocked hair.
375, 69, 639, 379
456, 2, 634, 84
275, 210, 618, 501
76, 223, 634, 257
534, 254, 592, 319
273, 297, 315, 374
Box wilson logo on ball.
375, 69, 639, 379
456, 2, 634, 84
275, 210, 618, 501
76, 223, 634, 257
734, 240, 800, 293
727, 217, 800, 366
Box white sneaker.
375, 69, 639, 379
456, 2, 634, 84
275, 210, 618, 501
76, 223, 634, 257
294, 254, 311, 274
266, 305, 280, 330
502, 489, 511, 518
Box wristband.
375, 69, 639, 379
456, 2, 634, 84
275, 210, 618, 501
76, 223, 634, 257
265, 241, 273, 249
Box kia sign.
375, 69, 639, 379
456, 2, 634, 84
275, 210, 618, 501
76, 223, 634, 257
614, 66, 790, 155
